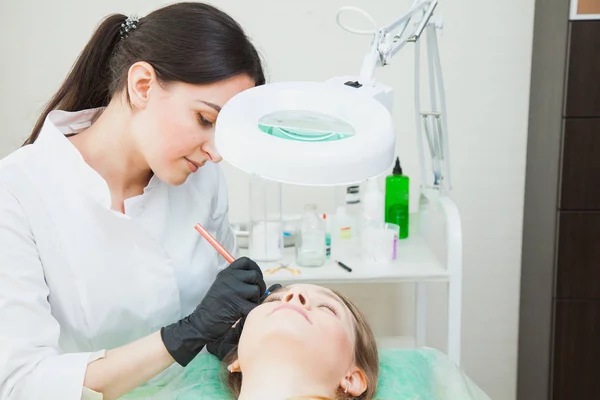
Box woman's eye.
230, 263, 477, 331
197, 113, 214, 127
319, 303, 338, 316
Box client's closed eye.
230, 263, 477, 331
265, 294, 338, 316
319, 303, 338, 316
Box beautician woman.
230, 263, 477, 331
0, 3, 268, 399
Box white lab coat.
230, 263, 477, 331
0, 108, 236, 399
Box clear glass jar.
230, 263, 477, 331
295, 204, 326, 267
248, 175, 283, 262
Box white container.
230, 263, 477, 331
345, 185, 362, 230
361, 222, 400, 264
331, 206, 357, 261
295, 204, 326, 267
362, 179, 385, 226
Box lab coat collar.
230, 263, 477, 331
34, 108, 159, 209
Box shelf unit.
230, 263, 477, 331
239, 188, 463, 366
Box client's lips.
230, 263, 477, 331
271, 304, 311, 323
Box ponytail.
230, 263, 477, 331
24, 14, 126, 145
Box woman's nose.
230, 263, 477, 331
283, 290, 310, 308
202, 141, 222, 163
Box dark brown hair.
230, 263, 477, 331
24, 2, 265, 145
223, 289, 379, 400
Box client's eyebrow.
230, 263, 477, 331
262, 287, 286, 303
314, 287, 344, 306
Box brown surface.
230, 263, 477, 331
560, 119, 600, 210
552, 300, 600, 399
565, 21, 600, 117
556, 212, 600, 298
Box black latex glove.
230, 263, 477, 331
207, 283, 283, 360
161, 257, 266, 366
206, 317, 245, 361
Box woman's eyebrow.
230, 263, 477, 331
195, 99, 221, 112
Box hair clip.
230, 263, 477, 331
119, 15, 140, 39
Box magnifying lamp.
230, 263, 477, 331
215, 81, 395, 186
215, 0, 449, 189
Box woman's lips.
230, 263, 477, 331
184, 157, 202, 173
271, 304, 311, 323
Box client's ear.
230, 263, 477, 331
340, 367, 368, 396
227, 359, 241, 373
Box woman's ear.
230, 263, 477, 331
227, 359, 241, 373
339, 367, 368, 397
127, 61, 157, 109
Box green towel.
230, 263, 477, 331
120, 348, 490, 400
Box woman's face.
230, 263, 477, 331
237, 284, 357, 381
130, 69, 255, 185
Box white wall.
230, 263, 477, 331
0, 1, 535, 399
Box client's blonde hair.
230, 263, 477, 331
222, 289, 379, 400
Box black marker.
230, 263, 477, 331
335, 260, 352, 272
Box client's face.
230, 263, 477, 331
237, 284, 356, 380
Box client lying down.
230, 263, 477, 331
221, 284, 378, 400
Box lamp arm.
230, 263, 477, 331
386, 0, 438, 59
336, 0, 451, 191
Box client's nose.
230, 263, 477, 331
283, 289, 310, 308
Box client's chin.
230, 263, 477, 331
239, 330, 322, 368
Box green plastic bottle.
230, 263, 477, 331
385, 157, 410, 239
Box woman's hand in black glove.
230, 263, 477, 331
160, 257, 266, 366
207, 284, 283, 360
